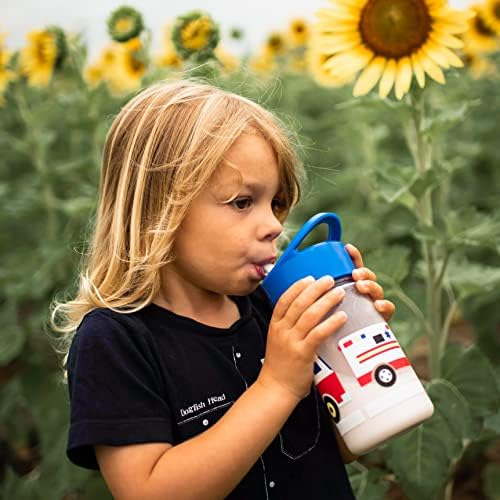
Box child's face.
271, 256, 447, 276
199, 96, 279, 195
170, 129, 283, 296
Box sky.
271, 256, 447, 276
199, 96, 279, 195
2, 0, 474, 60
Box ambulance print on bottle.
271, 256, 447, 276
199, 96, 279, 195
263, 213, 434, 456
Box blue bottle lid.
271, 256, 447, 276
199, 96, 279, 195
262, 213, 355, 305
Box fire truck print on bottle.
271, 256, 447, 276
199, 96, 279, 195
314, 322, 418, 434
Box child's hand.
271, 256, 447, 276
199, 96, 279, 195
259, 276, 347, 402
345, 243, 395, 321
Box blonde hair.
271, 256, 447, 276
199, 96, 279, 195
49, 78, 304, 361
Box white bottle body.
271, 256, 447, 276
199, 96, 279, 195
314, 281, 434, 455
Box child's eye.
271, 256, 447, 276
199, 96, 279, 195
272, 198, 284, 214
231, 197, 253, 210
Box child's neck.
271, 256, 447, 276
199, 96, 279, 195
153, 272, 240, 329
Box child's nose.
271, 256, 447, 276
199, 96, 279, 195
261, 212, 282, 241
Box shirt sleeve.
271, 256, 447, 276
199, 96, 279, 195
66, 309, 173, 470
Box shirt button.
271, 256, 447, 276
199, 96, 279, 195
235, 352, 242, 358
269, 481, 276, 488
202, 419, 209, 426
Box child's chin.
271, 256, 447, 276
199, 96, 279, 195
229, 281, 261, 296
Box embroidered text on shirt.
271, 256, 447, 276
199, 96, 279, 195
179, 393, 227, 417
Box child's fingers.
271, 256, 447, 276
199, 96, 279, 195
352, 267, 377, 282
355, 280, 384, 301
282, 276, 336, 328
294, 286, 346, 338
272, 276, 315, 322
303, 310, 348, 353
374, 300, 396, 321
345, 243, 364, 268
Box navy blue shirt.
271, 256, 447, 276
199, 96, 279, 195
66, 286, 355, 499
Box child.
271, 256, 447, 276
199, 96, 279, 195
53, 79, 395, 499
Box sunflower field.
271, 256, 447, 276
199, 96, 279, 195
1, 1, 499, 499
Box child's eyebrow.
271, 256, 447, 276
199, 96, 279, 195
241, 181, 263, 191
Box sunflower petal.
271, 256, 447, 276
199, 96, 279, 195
429, 31, 464, 49
419, 51, 446, 84
441, 46, 464, 67
333, 0, 364, 8
314, 20, 361, 33
395, 56, 413, 100
434, 20, 469, 35
353, 56, 386, 96
422, 41, 450, 68
316, 7, 359, 22
312, 32, 362, 53
379, 59, 396, 98
411, 53, 425, 88
322, 46, 373, 76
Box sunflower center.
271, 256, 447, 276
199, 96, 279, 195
115, 18, 134, 35
181, 18, 212, 50
128, 56, 145, 75
359, 0, 431, 58
270, 36, 283, 49
35, 38, 51, 64
474, 15, 496, 36
494, 2, 500, 20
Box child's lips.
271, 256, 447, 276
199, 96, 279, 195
254, 264, 266, 279
253, 258, 276, 279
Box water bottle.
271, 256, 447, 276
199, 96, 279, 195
262, 212, 434, 455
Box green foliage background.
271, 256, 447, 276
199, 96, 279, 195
1, 33, 499, 500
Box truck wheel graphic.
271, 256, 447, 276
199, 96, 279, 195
374, 365, 397, 387
323, 395, 340, 423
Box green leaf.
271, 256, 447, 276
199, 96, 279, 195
385, 378, 472, 499
483, 463, 500, 500
442, 344, 500, 419
0, 324, 25, 365
347, 466, 390, 500
447, 260, 500, 300
412, 224, 446, 245
408, 161, 461, 198
366, 245, 411, 286
423, 101, 478, 137
59, 196, 95, 216
0, 302, 26, 365
484, 411, 500, 435
373, 164, 416, 209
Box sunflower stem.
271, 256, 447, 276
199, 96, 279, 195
406, 88, 442, 380
13, 84, 58, 242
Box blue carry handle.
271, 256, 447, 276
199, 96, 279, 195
262, 212, 354, 305
278, 212, 342, 266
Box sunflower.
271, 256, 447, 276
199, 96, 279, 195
107, 6, 144, 42
463, 4, 499, 53
288, 53, 308, 72
155, 50, 183, 69
248, 50, 277, 74
229, 28, 244, 40
463, 49, 497, 79
264, 32, 287, 56
45, 26, 67, 68
155, 22, 183, 69
307, 46, 355, 87
312, 0, 472, 100
83, 41, 144, 95
0, 34, 16, 94
288, 18, 310, 47
103, 38, 146, 95
214, 46, 240, 73
18, 30, 58, 87
483, 0, 500, 34
172, 11, 220, 62
83, 63, 104, 87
